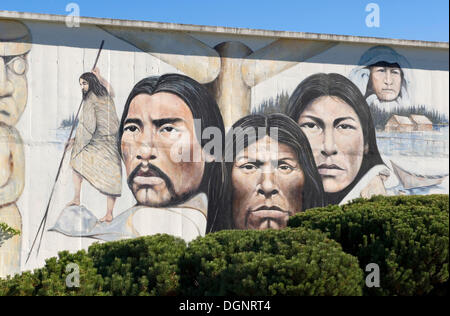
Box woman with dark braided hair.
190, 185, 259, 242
66, 69, 122, 222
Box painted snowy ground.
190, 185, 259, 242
377, 126, 449, 195
19, 129, 135, 272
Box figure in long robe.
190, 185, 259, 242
67, 70, 122, 222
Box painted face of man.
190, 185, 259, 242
298, 96, 366, 193
0, 21, 31, 126
79, 78, 89, 94
120, 92, 206, 207
370, 65, 402, 102
231, 136, 304, 230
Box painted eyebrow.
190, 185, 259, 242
277, 157, 297, 164
301, 115, 324, 129
333, 117, 357, 127
123, 118, 143, 129
235, 157, 265, 167
275, 158, 298, 169
152, 118, 184, 127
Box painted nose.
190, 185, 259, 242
136, 131, 158, 161
136, 146, 157, 161
257, 171, 279, 198
321, 129, 338, 157
0, 58, 14, 97
384, 71, 393, 85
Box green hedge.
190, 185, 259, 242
0, 235, 185, 296
0, 250, 104, 296
1, 195, 448, 296
288, 195, 449, 296
0, 223, 20, 246
88, 234, 186, 296
1, 230, 362, 296
179, 228, 363, 296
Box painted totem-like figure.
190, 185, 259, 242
0, 19, 31, 277
100, 26, 335, 128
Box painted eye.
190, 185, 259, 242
337, 124, 356, 130
8, 57, 27, 75
240, 163, 257, 171
300, 122, 319, 129
161, 126, 177, 133
278, 164, 294, 173
124, 125, 139, 133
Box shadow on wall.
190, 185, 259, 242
10, 19, 448, 71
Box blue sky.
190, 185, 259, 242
1, 0, 448, 42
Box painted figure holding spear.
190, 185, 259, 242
66, 67, 122, 223
26, 41, 121, 263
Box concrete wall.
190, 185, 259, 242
0, 12, 448, 276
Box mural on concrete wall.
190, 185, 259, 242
66, 70, 122, 222
349, 46, 449, 197
350, 45, 414, 113
0, 19, 31, 277
215, 113, 326, 230
0, 17, 448, 276
284, 73, 390, 206
51, 74, 220, 242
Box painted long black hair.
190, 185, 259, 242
80, 72, 108, 99
211, 113, 325, 232
118, 74, 225, 232
285, 73, 384, 205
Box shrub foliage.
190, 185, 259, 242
288, 195, 449, 296
0, 250, 103, 296
0, 223, 20, 247
1, 195, 447, 296
179, 228, 363, 296
88, 234, 186, 296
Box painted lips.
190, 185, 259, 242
134, 176, 164, 186
0, 110, 10, 116
133, 169, 164, 186
0, 100, 11, 117
317, 163, 345, 176
247, 206, 290, 230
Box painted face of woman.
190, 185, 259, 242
231, 136, 304, 230
298, 96, 367, 193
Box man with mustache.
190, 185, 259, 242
117, 74, 224, 239
0, 19, 31, 277
51, 74, 225, 242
